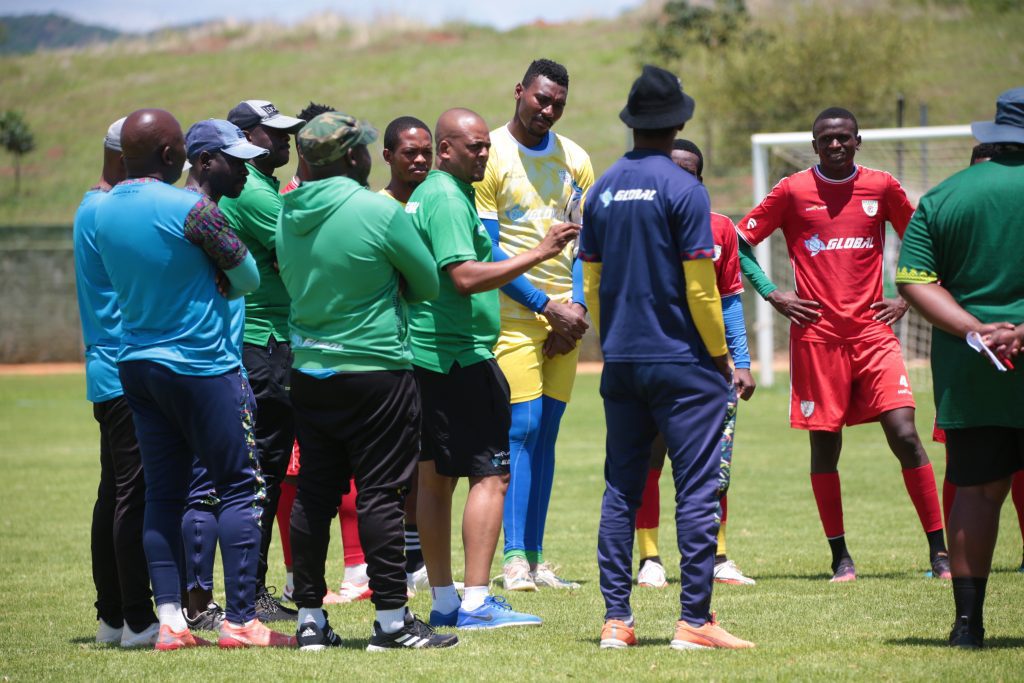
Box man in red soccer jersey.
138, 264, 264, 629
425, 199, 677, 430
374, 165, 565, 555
736, 107, 950, 582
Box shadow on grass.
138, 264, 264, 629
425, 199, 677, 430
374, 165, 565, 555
752, 570, 928, 581
887, 636, 1024, 649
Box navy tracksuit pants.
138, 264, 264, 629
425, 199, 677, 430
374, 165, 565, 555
119, 360, 264, 625
597, 361, 727, 626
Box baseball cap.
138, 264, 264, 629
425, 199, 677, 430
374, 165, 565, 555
104, 117, 126, 152
972, 87, 1024, 145
227, 100, 304, 132
619, 65, 695, 131
298, 111, 378, 167
185, 119, 270, 161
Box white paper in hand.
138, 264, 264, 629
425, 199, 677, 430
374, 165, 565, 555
966, 331, 1008, 372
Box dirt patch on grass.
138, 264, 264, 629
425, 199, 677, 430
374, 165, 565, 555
0, 362, 83, 375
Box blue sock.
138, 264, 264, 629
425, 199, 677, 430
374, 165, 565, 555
524, 396, 566, 562
503, 398, 542, 561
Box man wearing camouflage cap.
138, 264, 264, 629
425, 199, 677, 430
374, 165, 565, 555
276, 112, 456, 651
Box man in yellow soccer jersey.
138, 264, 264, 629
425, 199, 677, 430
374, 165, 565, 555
475, 58, 594, 590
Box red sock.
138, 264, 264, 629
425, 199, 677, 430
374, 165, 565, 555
902, 463, 944, 533
1013, 470, 1024, 545
636, 468, 662, 530
810, 472, 845, 538
942, 478, 957, 532
339, 478, 365, 566
720, 493, 729, 524
277, 480, 296, 567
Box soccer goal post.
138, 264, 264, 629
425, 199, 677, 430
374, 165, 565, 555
749, 124, 974, 388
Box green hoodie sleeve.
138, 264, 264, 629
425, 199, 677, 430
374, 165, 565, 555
383, 209, 440, 305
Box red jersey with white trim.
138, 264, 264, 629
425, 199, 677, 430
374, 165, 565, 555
738, 165, 914, 343
711, 211, 743, 298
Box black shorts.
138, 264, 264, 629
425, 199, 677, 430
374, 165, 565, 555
414, 359, 511, 478
945, 426, 1024, 486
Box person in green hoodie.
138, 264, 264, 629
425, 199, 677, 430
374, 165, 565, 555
276, 111, 456, 652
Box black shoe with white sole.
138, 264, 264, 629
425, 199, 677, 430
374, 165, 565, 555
367, 610, 458, 651
256, 586, 298, 622
297, 614, 343, 651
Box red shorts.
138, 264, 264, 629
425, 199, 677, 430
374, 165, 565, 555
789, 334, 915, 432
286, 440, 301, 477
933, 421, 947, 444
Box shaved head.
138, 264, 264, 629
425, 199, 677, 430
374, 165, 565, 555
434, 108, 491, 183
120, 108, 186, 184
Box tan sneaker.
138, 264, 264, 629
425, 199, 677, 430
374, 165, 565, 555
531, 562, 580, 589
600, 619, 637, 649
670, 613, 754, 650
503, 557, 538, 591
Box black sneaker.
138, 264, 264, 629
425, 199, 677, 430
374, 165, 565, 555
184, 601, 225, 631
366, 610, 459, 651
930, 553, 952, 580
297, 614, 343, 651
256, 586, 298, 622
949, 616, 984, 649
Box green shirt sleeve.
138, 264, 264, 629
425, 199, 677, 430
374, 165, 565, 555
225, 184, 281, 251
737, 237, 778, 299
896, 201, 939, 284
422, 189, 479, 270
383, 209, 440, 305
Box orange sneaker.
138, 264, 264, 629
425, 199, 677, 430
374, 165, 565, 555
218, 619, 297, 648
600, 619, 637, 649
670, 613, 754, 650
154, 624, 212, 651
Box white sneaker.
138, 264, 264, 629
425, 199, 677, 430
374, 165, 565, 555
282, 584, 295, 603
502, 557, 538, 591
531, 562, 580, 589
407, 565, 430, 596
637, 560, 668, 588
329, 580, 372, 604
120, 621, 160, 648
713, 559, 756, 585
96, 618, 122, 644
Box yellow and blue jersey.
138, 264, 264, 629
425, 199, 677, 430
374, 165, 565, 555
474, 125, 594, 322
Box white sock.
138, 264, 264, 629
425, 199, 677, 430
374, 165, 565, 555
343, 563, 369, 583
461, 585, 489, 612
285, 571, 294, 591
430, 584, 460, 614
376, 607, 407, 634
157, 602, 187, 631
298, 608, 326, 628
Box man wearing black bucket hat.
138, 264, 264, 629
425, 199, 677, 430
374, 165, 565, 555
580, 65, 754, 651
897, 87, 1024, 649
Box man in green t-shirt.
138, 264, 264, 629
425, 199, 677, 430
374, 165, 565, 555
407, 108, 578, 630
221, 99, 305, 622
276, 111, 457, 651
897, 87, 1024, 650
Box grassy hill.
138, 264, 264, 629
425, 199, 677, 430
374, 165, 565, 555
0, 13, 122, 55
0, 6, 1021, 225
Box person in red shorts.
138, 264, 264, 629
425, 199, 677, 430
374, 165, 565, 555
737, 107, 950, 582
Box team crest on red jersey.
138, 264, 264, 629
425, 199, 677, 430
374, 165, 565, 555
800, 400, 815, 417
861, 200, 879, 217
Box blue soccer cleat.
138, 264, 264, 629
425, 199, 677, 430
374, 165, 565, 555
429, 607, 458, 628
455, 595, 542, 630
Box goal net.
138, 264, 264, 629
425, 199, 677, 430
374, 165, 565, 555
749, 124, 975, 390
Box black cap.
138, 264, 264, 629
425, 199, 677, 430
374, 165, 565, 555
619, 65, 696, 130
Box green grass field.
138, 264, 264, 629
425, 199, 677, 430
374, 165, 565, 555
1, 371, 1022, 680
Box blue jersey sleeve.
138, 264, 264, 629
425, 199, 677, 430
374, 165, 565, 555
483, 217, 550, 313
721, 293, 750, 368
